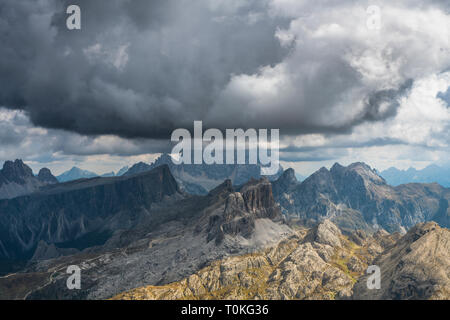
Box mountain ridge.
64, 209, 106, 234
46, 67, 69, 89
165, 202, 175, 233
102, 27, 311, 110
272, 162, 450, 233
123, 153, 283, 195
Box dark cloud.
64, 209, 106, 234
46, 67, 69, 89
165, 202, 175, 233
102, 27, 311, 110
0, 0, 289, 139
0, 0, 448, 146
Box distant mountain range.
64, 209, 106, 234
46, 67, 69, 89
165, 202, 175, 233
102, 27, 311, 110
380, 164, 450, 187
123, 153, 283, 194
56, 167, 98, 182
56, 165, 130, 182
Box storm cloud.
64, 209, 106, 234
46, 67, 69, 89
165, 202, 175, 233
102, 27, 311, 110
0, 0, 449, 159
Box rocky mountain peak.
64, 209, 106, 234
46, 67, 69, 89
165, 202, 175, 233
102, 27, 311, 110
240, 178, 276, 214
281, 168, 297, 184
305, 166, 332, 184
0, 160, 60, 199
1, 159, 34, 183
304, 219, 342, 247
123, 161, 152, 176
345, 162, 386, 185
207, 177, 283, 244
37, 168, 58, 184
272, 168, 298, 195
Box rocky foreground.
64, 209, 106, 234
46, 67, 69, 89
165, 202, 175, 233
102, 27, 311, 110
112, 220, 449, 300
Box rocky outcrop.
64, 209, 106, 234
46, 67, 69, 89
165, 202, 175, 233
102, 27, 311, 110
111, 220, 450, 301
271, 168, 298, 196
37, 168, 58, 184
207, 178, 283, 244
352, 222, 450, 300
0, 160, 58, 200
303, 219, 342, 247
272, 162, 450, 232
111, 220, 385, 300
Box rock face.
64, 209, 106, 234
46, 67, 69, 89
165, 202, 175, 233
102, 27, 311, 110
0, 165, 181, 270
303, 219, 342, 247
271, 168, 298, 197
0, 160, 58, 200
272, 162, 450, 232
207, 178, 283, 244
123, 153, 283, 195
352, 222, 450, 300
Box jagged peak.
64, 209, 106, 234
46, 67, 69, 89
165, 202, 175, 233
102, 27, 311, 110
318, 166, 329, 173
331, 162, 344, 170
1, 159, 34, 180
330, 163, 346, 176
131, 161, 149, 167
37, 168, 58, 184
346, 162, 386, 184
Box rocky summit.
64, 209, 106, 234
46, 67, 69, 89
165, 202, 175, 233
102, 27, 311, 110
0, 159, 57, 200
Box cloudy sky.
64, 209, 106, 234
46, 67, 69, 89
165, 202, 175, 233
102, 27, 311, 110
0, 0, 449, 176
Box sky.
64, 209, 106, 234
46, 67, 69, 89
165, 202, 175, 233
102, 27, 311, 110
0, 0, 449, 176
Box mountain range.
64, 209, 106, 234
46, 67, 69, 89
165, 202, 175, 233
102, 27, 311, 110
0, 160, 448, 300
380, 164, 450, 187
56, 167, 98, 182
56, 166, 130, 182
271, 162, 450, 233
123, 153, 284, 194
